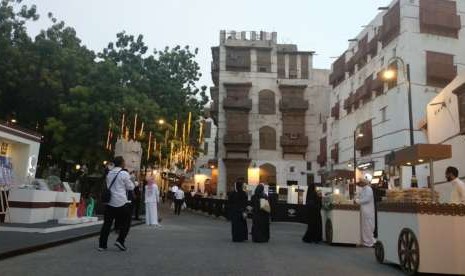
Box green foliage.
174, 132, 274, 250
0, 0, 207, 172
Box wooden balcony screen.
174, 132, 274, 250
380, 1, 401, 48
426, 51, 457, 88
420, 0, 461, 38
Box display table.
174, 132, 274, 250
7, 189, 80, 223
322, 204, 360, 245
375, 202, 465, 275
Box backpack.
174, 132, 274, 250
101, 170, 122, 204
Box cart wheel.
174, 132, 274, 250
374, 241, 385, 264
397, 228, 419, 275
325, 218, 333, 244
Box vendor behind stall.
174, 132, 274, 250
445, 166, 465, 204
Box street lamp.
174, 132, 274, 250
351, 127, 364, 199
158, 119, 165, 125
380, 57, 416, 180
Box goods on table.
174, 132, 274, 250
385, 188, 439, 203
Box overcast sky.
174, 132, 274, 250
23, 0, 391, 88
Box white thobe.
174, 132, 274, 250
145, 184, 160, 225
358, 185, 376, 247
450, 178, 465, 204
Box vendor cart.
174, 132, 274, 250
323, 204, 360, 245
375, 144, 465, 275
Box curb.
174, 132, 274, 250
0, 221, 145, 261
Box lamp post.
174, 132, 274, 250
381, 57, 416, 181
351, 128, 364, 199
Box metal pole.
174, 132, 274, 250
406, 64, 416, 179
429, 159, 436, 202
352, 130, 357, 200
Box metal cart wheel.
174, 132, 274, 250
325, 218, 333, 244
374, 241, 385, 264
398, 228, 420, 275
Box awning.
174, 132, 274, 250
389, 144, 452, 166
328, 169, 354, 180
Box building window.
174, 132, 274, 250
277, 53, 285, 78
452, 84, 465, 134
257, 50, 271, 73
380, 1, 401, 48
258, 90, 276, 114
289, 55, 297, 79
203, 142, 209, 155
226, 48, 250, 72
300, 54, 309, 79
306, 162, 312, 171
259, 126, 276, 150
204, 121, 212, 138
380, 106, 387, 122
289, 166, 295, 173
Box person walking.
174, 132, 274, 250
355, 178, 376, 247
228, 180, 248, 242
302, 183, 322, 243
145, 176, 160, 227
174, 187, 185, 215
251, 184, 270, 243
98, 156, 134, 252
131, 172, 142, 220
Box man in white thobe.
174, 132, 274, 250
356, 179, 376, 247
446, 166, 465, 204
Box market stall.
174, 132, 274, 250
375, 144, 465, 275
319, 169, 360, 245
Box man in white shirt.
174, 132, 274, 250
98, 156, 135, 251
174, 188, 185, 215
446, 166, 465, 204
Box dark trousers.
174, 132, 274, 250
174, 199, 183, 215
133, 199, 141, 219
99, 204, 131, 248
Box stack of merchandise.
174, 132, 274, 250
0, 156, 14, 188
386, 188, 439, 203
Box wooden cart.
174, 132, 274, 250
322, 204, 360, 245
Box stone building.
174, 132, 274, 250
321, 0, 465, 190
210, 30, 330, 194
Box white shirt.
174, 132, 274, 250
106, 168, 134, 207
451, 178, 465, 204
145, 183, 160, 203
175, 189, 185, 200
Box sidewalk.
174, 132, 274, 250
0, 218, 144, 260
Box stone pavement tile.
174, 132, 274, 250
0, 206, 402, 276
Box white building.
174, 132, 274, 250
210, 30, 330, 194
426, 75, 465, 201
323, 0, 465, 189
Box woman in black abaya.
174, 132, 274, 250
251, 184, 270, 243
228, 180, 248, 242
302, 183, 323, 243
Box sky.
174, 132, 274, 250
22, 0, 392, 89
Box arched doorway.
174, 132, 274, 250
260, 163, 277, 185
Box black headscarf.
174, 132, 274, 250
306, 183, 318, 206
254, 184, 266, 199
235, 181, 244, 193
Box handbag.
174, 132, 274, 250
260, 198, 271, 213
101, 170, 122, 204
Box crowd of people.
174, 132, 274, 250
97, 157, 465, 252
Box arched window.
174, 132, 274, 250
259, 90, 275, 114
259, 126, 276, 150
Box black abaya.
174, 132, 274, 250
302, 191, 322, 243
251, 194, 270, 243
228, 190, 248, 242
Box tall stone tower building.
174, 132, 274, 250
210, 31, 330, 194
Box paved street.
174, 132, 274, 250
0, 206, 402, 276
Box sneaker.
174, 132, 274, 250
97, 247, 107, 252
114, 241, 127, 251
